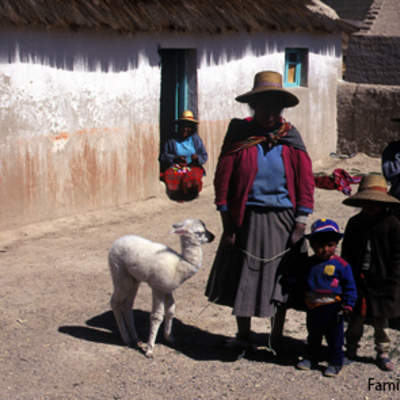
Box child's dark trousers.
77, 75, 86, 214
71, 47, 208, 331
306, 302, 344, 366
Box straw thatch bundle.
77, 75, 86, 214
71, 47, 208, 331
0, 0, 355, 34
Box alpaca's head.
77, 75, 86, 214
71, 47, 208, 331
171, 219, 215, 245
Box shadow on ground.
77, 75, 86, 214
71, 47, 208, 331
59, 309, 309, 364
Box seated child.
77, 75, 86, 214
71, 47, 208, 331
296, 218, 357, 377
341, 174, 400, 371
159, 110, 208, 202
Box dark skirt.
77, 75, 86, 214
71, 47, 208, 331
205, 207, 305, 318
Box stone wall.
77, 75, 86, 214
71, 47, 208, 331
337, 82, 400, 156
345, 35, 400, 84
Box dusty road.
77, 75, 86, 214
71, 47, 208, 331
1, 154, 400, 400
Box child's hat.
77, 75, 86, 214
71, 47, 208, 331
343, 174, 400, 207
306, 218, 343, 240
174, 110, 198, 125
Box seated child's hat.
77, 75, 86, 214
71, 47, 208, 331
343, 174, 400, 207
174, 110, 198, 125
306, 218, 343, 240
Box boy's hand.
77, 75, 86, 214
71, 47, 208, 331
341, 305, 353, 315
290, 222, 306, 245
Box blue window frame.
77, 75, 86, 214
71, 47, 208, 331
284, 48, 308, 87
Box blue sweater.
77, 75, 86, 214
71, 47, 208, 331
246, 144, 293, 208
305, 255, 357, 309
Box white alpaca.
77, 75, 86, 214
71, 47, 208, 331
109, 219, 214, 357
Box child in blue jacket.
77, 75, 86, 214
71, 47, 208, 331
296, 218, 357, 377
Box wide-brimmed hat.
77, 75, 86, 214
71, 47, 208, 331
235, 71, 299, 108
305, 218, 343, 241
343, 174, 400, 207
174, 110, 198, 124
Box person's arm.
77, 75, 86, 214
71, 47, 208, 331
290, 147, 315, 244
159, 139, 177, 167
382, 143, 400, 181
214, 148, 237, 245
385, 217, 400, 290
340, 263, 358, 310
192, 134, 208, 165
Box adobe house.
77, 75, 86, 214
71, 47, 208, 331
0, 0, 354, 230
338, 0, 400, 84
328, 0, 400, 155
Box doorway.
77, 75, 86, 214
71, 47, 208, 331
159, 49, 198, 151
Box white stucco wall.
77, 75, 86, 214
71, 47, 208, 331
0, 27, 342, 230
0, 28, 162, 229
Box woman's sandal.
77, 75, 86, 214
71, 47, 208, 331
223, 332, 257, 351
377, 355, 395, 371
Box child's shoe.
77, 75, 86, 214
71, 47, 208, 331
376, 354, 395, 371
324, 364, 342, 377
343, 356, 353, 366
296, 358, 315, 370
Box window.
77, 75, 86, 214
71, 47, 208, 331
284, 48, 308, 87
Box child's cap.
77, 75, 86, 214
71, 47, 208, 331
306, 218, 343, 241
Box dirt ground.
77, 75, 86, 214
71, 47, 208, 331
2, 153, 400, 400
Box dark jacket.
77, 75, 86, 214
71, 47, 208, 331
341, 211, 400, 318
382, 140, 400, 199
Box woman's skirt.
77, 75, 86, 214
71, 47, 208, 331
205, 207, 302, 318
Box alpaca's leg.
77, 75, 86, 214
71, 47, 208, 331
121, 279, 140, 344
145, 290, 165, 357
110, 266, 139, 346
163, 292, 175, 342
111, 292, 132, 345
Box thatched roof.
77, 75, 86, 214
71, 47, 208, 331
0, 0, 356, 34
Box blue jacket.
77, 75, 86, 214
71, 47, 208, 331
305, 255, 357, 309
159, 133, 208, 171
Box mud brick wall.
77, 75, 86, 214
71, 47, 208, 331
337, 82, 400, 156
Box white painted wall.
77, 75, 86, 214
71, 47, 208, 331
195, 32, 343, 160
0, 27, 342, 230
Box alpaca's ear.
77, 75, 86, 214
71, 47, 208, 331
171, 222, 187, 235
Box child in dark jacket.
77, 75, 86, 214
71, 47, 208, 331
296, 219, 357, 377
342, 174, 400, 372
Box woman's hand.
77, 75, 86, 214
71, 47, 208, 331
221, 231, 236, 248
173, 156, 186, 164
219, 210, 236, 248
191, 154, 199, 164
290, 222, 306, 245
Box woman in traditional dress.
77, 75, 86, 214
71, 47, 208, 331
205, 71, 315, 352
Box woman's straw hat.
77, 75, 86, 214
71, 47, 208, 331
235, 71, 299, 108
343, 174, 400, 207
174, 110, 198, 124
